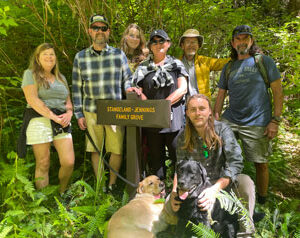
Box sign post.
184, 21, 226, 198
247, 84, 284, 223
97, 93, 171, 196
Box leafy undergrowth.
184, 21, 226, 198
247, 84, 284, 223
0, 121, 299, 237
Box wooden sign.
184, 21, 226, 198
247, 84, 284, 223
96, 94, 171, 198
97, 99, 171, 128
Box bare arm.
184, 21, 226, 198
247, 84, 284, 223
22, 84, 62, 125
214, 88, 227, 120
270, 79, 283, 118
166, 76, 187, 105
264, 79, 283, 139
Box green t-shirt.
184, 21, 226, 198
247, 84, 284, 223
21, 69, 69, 112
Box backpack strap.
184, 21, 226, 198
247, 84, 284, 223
225, 54, 269, 89
225, 60, 233, 89
254, 53, 270, 88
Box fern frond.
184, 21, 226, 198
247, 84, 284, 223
30, 207, 50, 215
5, 209, 25, 217
71, 206, 97, 215
0, 225, 13, 238
121, 190, 129, 206
86, 198, 111, 237
16, 173, 35, 200
54, 197, 75, 222
294, 230, 300, 238
75, 180, 96, 198
188, 221, 220, 238
216, 189, 252, 231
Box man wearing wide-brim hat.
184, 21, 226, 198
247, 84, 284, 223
179, 29, 230, 98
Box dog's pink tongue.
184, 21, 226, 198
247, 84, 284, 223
179, 192, 189, 200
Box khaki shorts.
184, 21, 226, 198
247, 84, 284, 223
84, 111, 124, 155
26, 117, 72, 145
222, 119, 272, 163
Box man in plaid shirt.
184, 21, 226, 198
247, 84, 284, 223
72, 14, 132, 192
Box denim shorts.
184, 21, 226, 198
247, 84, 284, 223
26, 117, 72, 145
222, 119, 272, 163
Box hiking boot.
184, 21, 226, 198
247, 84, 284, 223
257, 193, 267, 204
253, 211, 265, 223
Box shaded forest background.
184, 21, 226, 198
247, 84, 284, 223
0, 0, 299, 237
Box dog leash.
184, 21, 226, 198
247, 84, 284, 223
85, 130, 138, 188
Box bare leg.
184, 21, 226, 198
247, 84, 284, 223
108, 153, 122, 186
53, 138, 75, 193
255, 162, 269, 197
32, 143, 51, 189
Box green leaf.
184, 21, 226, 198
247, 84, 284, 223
0, 226, 13, 238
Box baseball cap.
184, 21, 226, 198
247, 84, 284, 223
179, 29, 204, 46
89, 14, 109, 28
232, 25, 252, 38
149, 29, 170, 41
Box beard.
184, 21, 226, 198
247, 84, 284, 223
93, 33, 108, 45
237, 43, 251, 55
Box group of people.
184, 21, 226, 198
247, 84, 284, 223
19, 13, 283, 237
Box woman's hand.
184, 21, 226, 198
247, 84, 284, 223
126, 87, 147, 100
58, 110, 72, 128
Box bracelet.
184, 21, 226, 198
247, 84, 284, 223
270, 120, 279, 125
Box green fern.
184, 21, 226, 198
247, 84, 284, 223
188, 221, 220, 238
121, 189, 129, 206
216, 189, 252, 231
0, 226, 13, 238
16, 173, 35, 200
86, 198, 111, 237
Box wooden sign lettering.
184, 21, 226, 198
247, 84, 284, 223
97, 99, 171, 128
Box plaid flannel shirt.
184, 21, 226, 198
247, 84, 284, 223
72, 45, 132, 119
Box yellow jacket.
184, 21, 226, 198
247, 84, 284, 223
181, 53, 230, 98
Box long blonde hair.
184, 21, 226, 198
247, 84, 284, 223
29, 43, 65, 89
182, 94, 222, 152
120, 23, 147, 63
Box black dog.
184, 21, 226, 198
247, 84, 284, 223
175, 160, 239, 238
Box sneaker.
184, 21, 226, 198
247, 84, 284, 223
108, 184, 119, 196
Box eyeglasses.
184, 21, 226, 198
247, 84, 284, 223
91, 26, 109, 32
150, 39, 167, 45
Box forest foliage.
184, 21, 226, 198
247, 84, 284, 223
0, 0, 299, 237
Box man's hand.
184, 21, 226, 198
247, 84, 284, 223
77, 117, 87, 130
264, 121, 279, 139
198, 185, 220, 211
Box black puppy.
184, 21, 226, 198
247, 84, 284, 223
175, 160, 238, 238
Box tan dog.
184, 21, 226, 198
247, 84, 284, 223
107, 175, 168, 238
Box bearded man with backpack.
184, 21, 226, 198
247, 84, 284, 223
214, 25, 283, 205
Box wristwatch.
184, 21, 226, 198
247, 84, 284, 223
272, 116, 282, 123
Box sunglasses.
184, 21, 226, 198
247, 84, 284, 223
91, 26, 109, 32
151, 39, 167, 45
